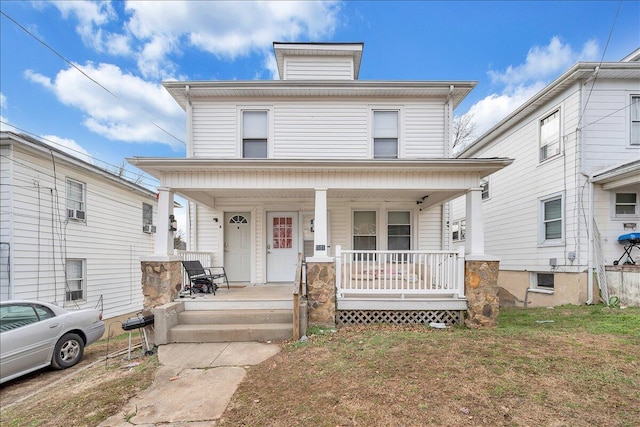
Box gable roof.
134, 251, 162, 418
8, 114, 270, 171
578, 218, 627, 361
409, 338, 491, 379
1, 131, 157, 199
457, 60, 640, 157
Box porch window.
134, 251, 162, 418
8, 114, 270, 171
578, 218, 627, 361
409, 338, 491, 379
615, 193, 637, 216
452, 219, 466, 241
387, 211, 411, 250
540, 109, 560, 161
480, 178, 489, 200
631, 95, 640, 145
541, 195, 563, 242
353, 211, 376, 252
65, 259, 85, 302
242, 110, 268, 158
373, 111, 398, 158
66, 178, 86, 221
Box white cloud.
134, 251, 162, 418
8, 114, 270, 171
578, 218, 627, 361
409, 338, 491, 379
49, 1, 340, 79
460, 38, 601, 143
40, 134, 95, 165
25, 63, 185, 147
489, 37, 599, 89
0, 92, 6, 110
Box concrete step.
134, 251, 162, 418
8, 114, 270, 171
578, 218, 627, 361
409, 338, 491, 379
182, 298, 292, 310
167, 323, 293, 343
178, 309, 293, 325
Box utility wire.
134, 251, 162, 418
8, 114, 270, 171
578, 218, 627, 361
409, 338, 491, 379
0, 10, 186, 146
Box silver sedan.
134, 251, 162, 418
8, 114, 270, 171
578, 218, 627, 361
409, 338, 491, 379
0, 300, 105, 384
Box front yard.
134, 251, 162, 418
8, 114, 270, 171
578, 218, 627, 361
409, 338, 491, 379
1, 305, 638, 426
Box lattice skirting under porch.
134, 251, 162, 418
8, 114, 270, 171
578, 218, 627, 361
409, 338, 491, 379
337, 310, 464, 326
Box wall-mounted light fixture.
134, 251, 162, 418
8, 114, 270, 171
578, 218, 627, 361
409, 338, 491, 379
169, 214, 178, 232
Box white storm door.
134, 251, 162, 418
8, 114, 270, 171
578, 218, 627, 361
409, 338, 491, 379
266, 212, 299, 283
224, 213, 251, 282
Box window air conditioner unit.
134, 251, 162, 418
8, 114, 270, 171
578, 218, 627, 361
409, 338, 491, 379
67, 209, 86, 220
143, 224, 157, 234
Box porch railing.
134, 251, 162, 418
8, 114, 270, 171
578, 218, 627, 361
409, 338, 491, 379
335, 245, 465, 299
174, 250, 215, 290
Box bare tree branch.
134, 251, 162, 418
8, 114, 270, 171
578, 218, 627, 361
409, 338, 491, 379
452, 114, 478, 150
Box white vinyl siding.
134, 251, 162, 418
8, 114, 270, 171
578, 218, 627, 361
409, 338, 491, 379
405, 103, 446, 158
283, 57, 354, 80
4, 141, 156, 319
539, 109, 560, 161
192, 104, 236, 157
631, 95, 640, 145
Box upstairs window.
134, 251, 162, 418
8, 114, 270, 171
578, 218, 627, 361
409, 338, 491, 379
540, 110, 560, 161
66, 178, 86, 221
615, 193, 637, 216
373, 111, 398, 159
242, 111, 268, 158
631, 95, 640, 145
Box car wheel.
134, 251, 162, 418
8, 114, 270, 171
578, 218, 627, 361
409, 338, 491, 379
51, 333, 84, 369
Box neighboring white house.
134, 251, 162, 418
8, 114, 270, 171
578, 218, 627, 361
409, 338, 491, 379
451, 48, 640, 307
0, 132, 158, 320
129, 42, 512, 313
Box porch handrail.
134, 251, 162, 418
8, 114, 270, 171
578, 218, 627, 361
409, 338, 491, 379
293, 252, 304, 340
335, 245, 465, 299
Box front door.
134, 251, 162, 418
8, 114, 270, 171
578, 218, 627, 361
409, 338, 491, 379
224, 213, 251, 282
266, 212, 298, 283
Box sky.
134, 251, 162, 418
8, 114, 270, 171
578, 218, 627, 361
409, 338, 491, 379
1, 0, 639, 232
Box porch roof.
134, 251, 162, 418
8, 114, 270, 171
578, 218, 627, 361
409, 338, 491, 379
127, 157, 513, 209
591, 159, 640, 191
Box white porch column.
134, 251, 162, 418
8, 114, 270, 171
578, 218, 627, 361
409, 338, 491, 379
308, 188, 332, 262
155, 187, 175, 256
465, 187, 485, 256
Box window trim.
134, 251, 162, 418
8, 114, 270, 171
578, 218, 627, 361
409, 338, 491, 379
480, 177, 490, 201
66, 178, 86, 222
538, 192, 564, 245
538, 108, 561, 163
65, 259, 86, 303
631, 94, 640, 146
369, 106, 404, 159
530, 272, 555, 292
237, 106, 273, 158
352, 210, 378, 251
612, 192, 639, 219
387, 210, 412, 251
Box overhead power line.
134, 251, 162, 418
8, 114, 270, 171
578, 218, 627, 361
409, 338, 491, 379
0, 10, 186, 146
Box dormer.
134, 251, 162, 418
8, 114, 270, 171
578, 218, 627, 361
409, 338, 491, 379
273, 42, 364, 80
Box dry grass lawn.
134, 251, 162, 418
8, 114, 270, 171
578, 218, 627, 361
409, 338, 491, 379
1, 305, 638, 426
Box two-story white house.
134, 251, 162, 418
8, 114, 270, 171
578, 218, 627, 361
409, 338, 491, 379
130, 42, 512, 327
452, 48, 640, 307
1, 132, 158, 323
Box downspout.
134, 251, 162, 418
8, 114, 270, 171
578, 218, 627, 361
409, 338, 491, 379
443, 85, 454, 249
185, 85, 197, 250
445, 85, 454, 157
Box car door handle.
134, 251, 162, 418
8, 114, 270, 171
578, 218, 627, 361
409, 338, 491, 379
49, 323, 61, 329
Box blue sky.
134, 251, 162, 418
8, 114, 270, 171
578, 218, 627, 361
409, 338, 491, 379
1, 1, 639, 228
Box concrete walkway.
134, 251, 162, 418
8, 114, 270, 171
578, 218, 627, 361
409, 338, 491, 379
99, 342, 281, 426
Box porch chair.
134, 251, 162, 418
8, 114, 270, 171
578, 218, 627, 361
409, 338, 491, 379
181, 260, 230, 295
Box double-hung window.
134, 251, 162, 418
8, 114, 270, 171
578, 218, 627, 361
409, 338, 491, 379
66, 259, 85, 302
353, 211, 377, 261
539, 110, 560, 161
373, 111, 398, 158
452, 219, 466, 241
66, 178, 86, 221
541, 195, 563, 243
631, 95, 640, 145
387, 211, 411, 251
242, 110, 268, 158
480, 178, 490, 200
615, 193, 637, 216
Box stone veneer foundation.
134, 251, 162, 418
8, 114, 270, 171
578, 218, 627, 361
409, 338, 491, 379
306, 261, 336, 327
465, 259, 500, 328
141, 259, 182, 315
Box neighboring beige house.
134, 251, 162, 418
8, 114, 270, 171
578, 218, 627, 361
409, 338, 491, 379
451, 48, 640, 307
130, 42, 512, 325
0, 132, 158, 321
